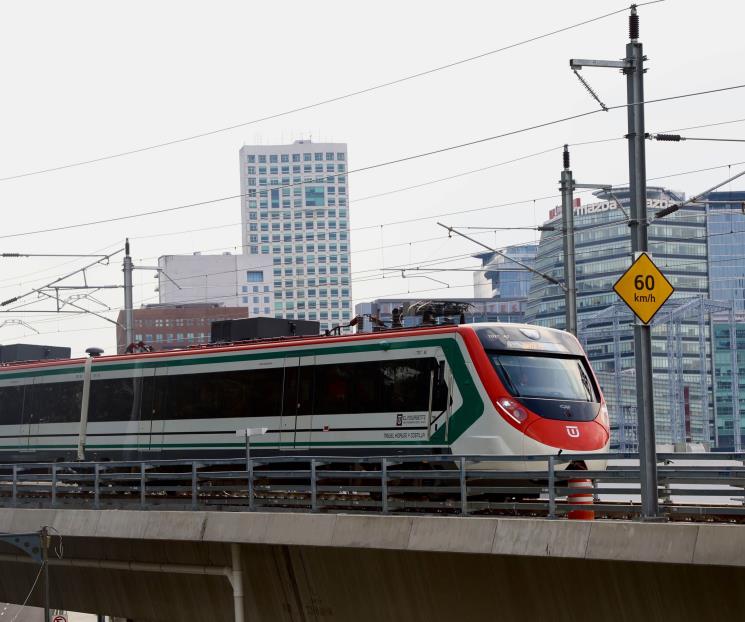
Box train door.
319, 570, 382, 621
19, 379, 35, 451
279, 356, 315, 449
293, 356, 315, 449
146, 366, 168, 456
131, 367, 156, 457
279, 357, 299, 449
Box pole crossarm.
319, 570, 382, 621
0, 248, 123, 308
436, 222, 567, 291
569, 58, 631, 70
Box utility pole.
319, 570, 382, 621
625, 5, 658, 519
558, 145, 613, 339
570, 5, 658, 518
560, 146, 577, 336
123, 238, 134, 347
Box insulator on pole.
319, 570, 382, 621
629, 6, 640, 40
563, 145, 570, 170
653, 134, 683, 142
655, 204, 680, 219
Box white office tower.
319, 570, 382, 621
239, 141, 352, 332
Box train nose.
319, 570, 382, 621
523, 418, 609, 451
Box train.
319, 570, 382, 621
0, 322, 610, 469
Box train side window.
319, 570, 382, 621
0, 385, 25, 426
382, 360, 429, 412
155, 368, 285, 421
314, 364, 354, 415
89, 378, 144, 423
246, 368, 284, 418
314, 358, 441, 415
355, 361, 383, 413
34, 382, 83, 424
23, 382, 83, 424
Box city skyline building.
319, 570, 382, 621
472, 243, 538, 302
157, 252, 273, 315
703, 191, 745, 449
711, 317, 745, 450
239, 140, 352, 332
115, 303, 249, 353
704, 191, 745, 311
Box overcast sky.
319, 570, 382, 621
0, 0, 743, 356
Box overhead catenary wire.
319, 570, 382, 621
3, 148, 741, 290
0, 3, 655, 184
4, 157, 741, 303
3, 79, 745, 241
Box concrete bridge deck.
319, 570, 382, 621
0, 509, 744, 621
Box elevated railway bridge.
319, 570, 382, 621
0, 453, 744, 621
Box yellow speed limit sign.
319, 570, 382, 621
613, 252, 674, 324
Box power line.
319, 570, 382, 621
0, 4, 640, 184
650, 134, 745, 143
4, 155, 740, 298
3, 80, 745, 241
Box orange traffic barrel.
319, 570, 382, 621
567, 478, 595, 520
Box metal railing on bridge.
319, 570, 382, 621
0, 453, 743, 521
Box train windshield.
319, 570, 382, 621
490, 354, 598, 402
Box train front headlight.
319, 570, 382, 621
496, 397, 528, 424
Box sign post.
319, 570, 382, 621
613, 253, 674, 324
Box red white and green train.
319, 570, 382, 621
0, 323, 610, 468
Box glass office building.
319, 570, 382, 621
239, 141, 351, 332
705, 191, 745, 311
473, 243, 538, 301
525, 187, 713, 445
704, 191, 745, 448
711, 320, 745, 449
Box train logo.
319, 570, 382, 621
565, 425, 580, 438
396, 414, 403, 427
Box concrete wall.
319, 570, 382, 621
1, 509, 744, 621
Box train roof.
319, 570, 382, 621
0, 322, 582, 373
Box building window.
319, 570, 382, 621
247, 155, 256, 163
246, 271, 263, 282
305, 186, 325, 206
